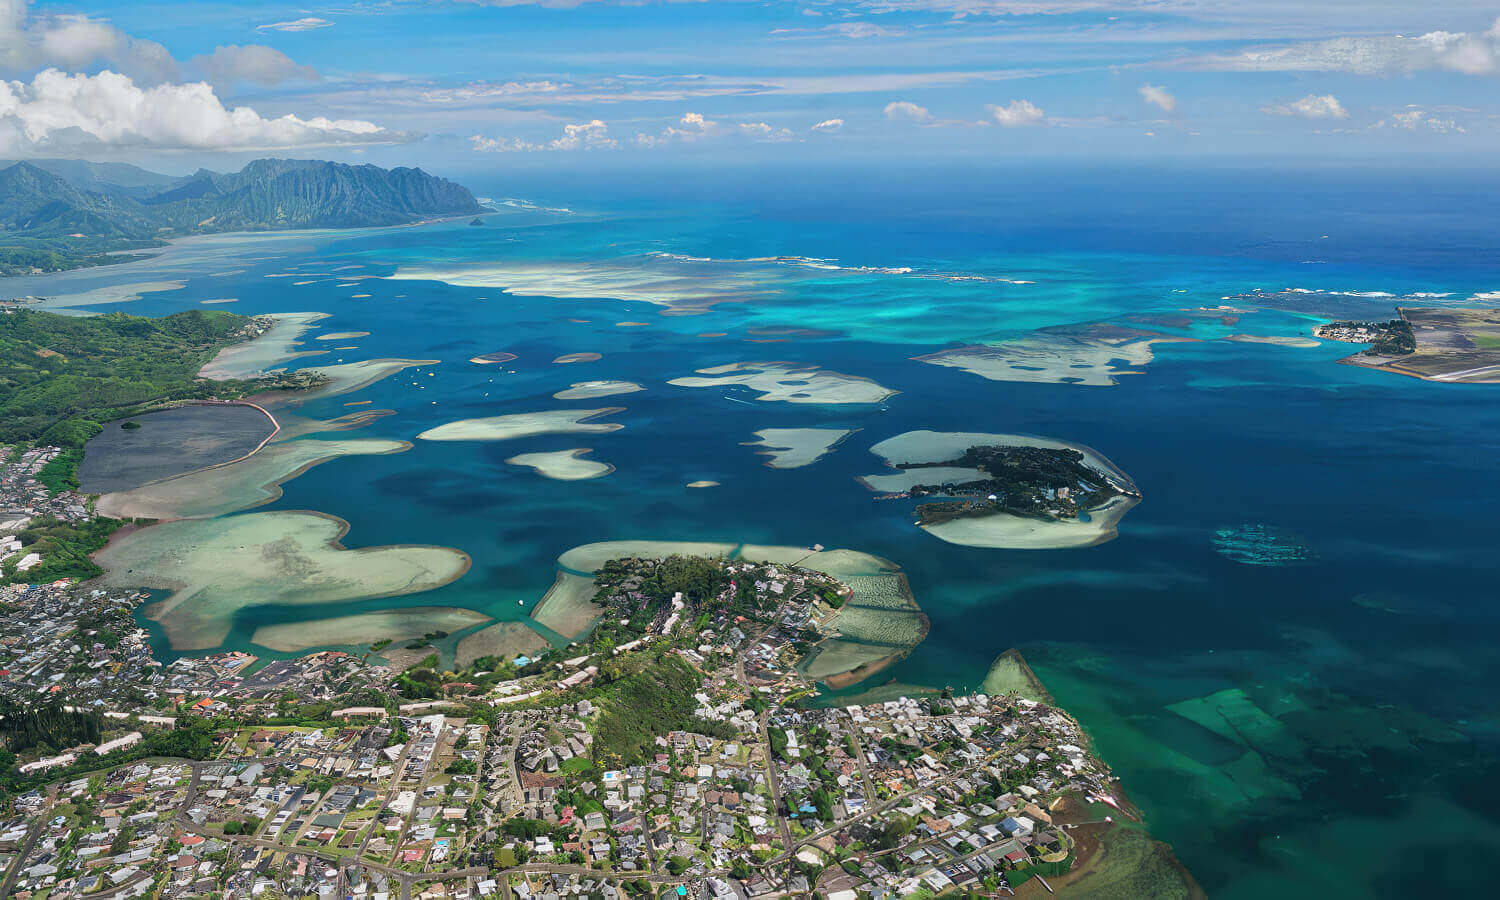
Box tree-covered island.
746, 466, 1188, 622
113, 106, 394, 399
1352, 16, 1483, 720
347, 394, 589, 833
900, 444, 1136, 527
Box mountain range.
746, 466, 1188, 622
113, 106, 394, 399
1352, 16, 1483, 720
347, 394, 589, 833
0, 158, 485, 277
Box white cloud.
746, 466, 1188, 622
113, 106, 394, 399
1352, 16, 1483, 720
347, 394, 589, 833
0, 0, 177, 83
988, 98, 1045, 126
853, 0, 1168, 14
1376, 106, 1466, 133
811, 118, 844, 132
471, 119, 617, 152
0, 68, 411, 154
411, 70, 1055, 109
1188, 19, 1500, 76
421, 81, 566, 103
738, 121, 794, 141
637, 111, 721, 146
256, 18, 334, 33
771, 22, 906, 39
884, 100, 930, 122
1262, 94, 1348, 119
191, 45, 319, 88
554, 119, 616, 149
1138, 83, 1175, 112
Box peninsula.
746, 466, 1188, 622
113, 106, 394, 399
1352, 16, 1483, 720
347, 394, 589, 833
1318, 307, 1500, 383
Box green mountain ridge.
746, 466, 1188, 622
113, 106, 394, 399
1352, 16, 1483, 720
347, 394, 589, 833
0, 158, 484, 277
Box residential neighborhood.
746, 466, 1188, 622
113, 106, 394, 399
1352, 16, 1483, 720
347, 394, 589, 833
0, 554, 1134, 899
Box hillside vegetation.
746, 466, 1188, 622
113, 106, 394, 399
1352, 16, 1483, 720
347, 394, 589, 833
0, 157, 483, 276
0, 309, 264, 446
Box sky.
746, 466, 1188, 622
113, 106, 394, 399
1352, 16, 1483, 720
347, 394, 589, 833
3, 0, 1500, 175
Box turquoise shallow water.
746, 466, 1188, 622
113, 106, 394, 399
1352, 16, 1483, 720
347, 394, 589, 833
40, 165, 1500, 897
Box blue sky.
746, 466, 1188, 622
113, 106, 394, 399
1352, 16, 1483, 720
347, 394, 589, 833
4, 0, 1500, 173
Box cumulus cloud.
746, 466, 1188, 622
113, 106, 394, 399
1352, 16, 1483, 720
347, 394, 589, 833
471, 119, 617, 152
191, 45, 319, 88
1262, 93, 1348, 119
0, 0, 177, 83
884, 100, 930, 122
738, 121, 794, 141
256, 18, 334, 33
1376, 106, 1466, 133
988, 98, 1045, 126
554, 119, 616, 149
1138, 83, 1175, 112
811, 118, 844, 132
635, 111, 723, 146
0, 68, 411, 154
1189, 20, 1500, 76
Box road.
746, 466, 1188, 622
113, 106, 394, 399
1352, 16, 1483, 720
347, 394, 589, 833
756, 709, 795, 851
843, 720, 880, 802
0, 802, 47, 898
358, 738, 413, 856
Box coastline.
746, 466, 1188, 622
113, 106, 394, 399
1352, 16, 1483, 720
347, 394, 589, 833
996, 649, 1205, 899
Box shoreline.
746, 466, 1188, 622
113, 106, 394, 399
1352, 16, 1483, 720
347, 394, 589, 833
0, 211, 487, 291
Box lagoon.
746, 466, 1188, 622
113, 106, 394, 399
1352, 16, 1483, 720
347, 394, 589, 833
41, 165, 1500, 898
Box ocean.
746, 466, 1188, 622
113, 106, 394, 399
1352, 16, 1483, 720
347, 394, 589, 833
25, 161, 1500, 897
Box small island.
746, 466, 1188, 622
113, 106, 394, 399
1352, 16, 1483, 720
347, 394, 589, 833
904, 443, 1131, 528
861, 430, 1141, 549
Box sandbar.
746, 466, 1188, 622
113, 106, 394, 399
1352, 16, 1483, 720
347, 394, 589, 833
686, 480, 720, 488
198, 312, 329, 380
916, 323, 1196, 387
505, 448, 614, 481
1224, 334, 1321, 349
743, 428, 856, 468
456, 621, 552, 668
30, 280, 186, 311
383, 259, 765, 314
553, 352, 603, 364
553, 380, 644, 400
980, 649, 1054, 703
315, 331, 371, 341
470, 352, 518, 365
97, 510, 471, 651
418, 407, 625, 442
669, 361, 896, 404
270, 358, 439, 404
530, 572, 608, 640
251, 607, 492, 653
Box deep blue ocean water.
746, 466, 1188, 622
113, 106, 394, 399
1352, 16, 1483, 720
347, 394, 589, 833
34, 163, 1500, 897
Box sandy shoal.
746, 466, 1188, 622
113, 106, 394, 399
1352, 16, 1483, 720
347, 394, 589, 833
251, 607, 492, 653
505, 448, 614, 481
418, 408, 625, 442
97, 510, 470, 651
